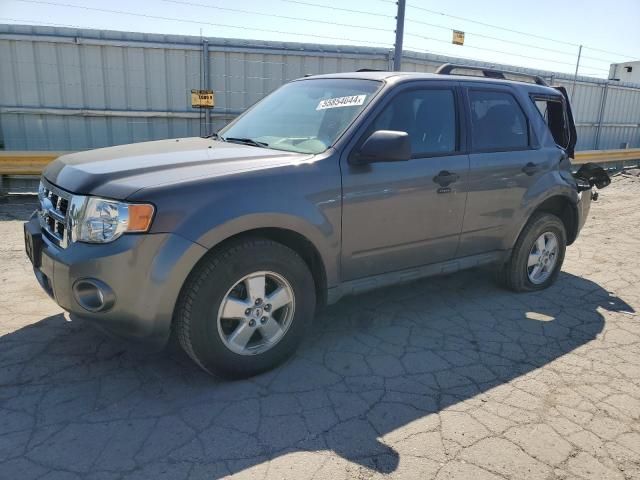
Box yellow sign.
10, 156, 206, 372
452, 30, 465, 46
191, 89, 215, 108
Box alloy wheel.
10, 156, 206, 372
527, 231, 559, 284
216, 271, 295, 355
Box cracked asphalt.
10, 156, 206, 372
1, 174, 639, 480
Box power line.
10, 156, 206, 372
0, 16, 87, 29
281, 0, 394, 18
404, 44, 608, 79
405, 43, 498, 65
406, 18, 623, 65
408, 3, 579, 47
582, 46, 640, 62
406, 19, 576, 58
580, 53, 625, 64
406, 12, 631, 64
162, 0, 393, 33
12, 0, 393, 47
281, 0, 638, 64
406, 2, 640, 62
405, 32, 610, 72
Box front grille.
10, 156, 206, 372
38, 179, 72, 248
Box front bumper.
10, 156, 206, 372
26, 215, 207, 347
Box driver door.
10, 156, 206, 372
340, 83, 470, 281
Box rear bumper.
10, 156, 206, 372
27, 215, 207, 348
574, 188, 593, 241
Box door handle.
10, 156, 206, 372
522, 162, 539, 176
433, 170, 459, 187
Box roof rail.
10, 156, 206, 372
435, 63, 548, 86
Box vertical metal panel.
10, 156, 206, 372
575, 126, 597, 151
604, 85, 640, 123
0, 40, 17, 108
570, 82, 603, 123
1, 24, 639, 152
103, 45, 127, 109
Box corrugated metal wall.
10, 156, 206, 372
1, 24, 639, 151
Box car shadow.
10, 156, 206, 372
0, 269, 634, 477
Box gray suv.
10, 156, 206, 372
24, 64, 609, 378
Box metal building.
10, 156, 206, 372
1, 24, 639, 152
609, 61, 640, 84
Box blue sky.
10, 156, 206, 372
2, 0, 639, 78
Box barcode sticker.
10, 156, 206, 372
316, 95, 367, 110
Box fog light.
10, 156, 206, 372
72, 279, 115, 312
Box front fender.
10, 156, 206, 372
195, 211, 340, 287
131, 156, 342, 287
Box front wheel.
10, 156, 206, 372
497, 213, 567, 292
174, 237, 316, 378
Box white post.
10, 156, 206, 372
571, 45, 582, 98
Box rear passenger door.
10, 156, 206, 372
457, 85, 549, 257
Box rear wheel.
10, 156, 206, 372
175, 237, 316, 378
497, 213, 566, 292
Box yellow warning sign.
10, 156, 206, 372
452, 30, 465, 46
191, 89, 215, 108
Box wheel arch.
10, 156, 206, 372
176, 226, 330, 318
530, 195, 579, 245
223, 227, 329, 308
512, 194, 579, 249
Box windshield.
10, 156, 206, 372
219, 78, 382, 154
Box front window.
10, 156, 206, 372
366, 88, 458, 156
219, 79, 381, 154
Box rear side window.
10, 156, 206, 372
469, 90, 528, 151
368, 89, 457, 156
532, 97, 570, 149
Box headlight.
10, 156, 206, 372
71, 196, 155, 244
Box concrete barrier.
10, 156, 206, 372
572, 148, 640, 165
0, 151, 69, 175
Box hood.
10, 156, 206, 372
44, 137, 312, 199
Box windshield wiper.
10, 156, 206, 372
222, 137, 269, 148
204, 132, 221, 140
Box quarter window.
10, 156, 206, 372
368, 89, 457, 156
469, 90, 528, 151
532, 97, 570, 149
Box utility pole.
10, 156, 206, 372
571, 44, 582, 99
393, 0, 406, 71
202, 39, 211, 135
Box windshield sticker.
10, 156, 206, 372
316, 95, 367, 110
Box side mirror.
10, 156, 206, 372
350, 130, 411, 165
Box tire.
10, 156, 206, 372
497, 212, 567, 292
174, 237, 316, 379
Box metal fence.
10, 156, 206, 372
1, 24, 639, 152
